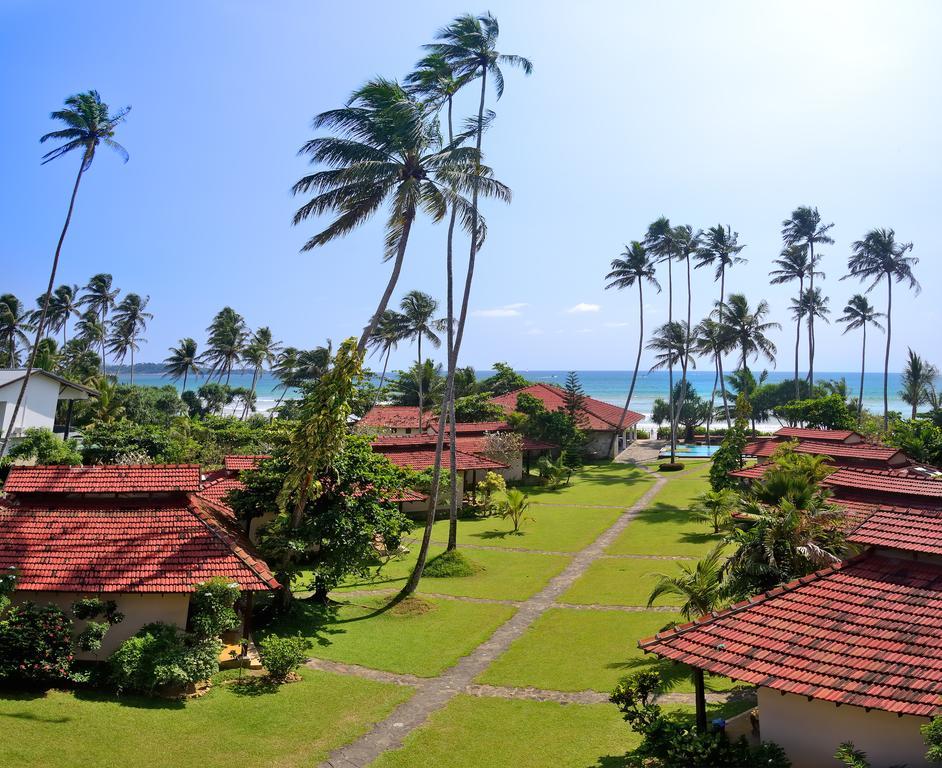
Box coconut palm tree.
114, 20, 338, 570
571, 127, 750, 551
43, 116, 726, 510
604, 241, 661, 454
643, 217, 678, 447
781, 206, 834, 389
367, 310, 409, 407
107, 293, 151, 385
718, 293, 780, 376
0, 294, 33, 368
671, 225, 702, 436
845, 227, 919, 429
74, 309, 105, 364
79, 273, 119, 370
271, 347, 300, 414
899, 348, 938, 420
694, 317, 735, 444
647, 543, 727, 620
790, 286, 830, 386
769, 245, 818, 399
292, 79, 496, 355
836, 295, 884, 423
399, 291, 443, 430
695, 225, 746, 425
647, 321, 693, 463
202, 307, 248, 385
39, 284, 81, 346
242, 327, 281, 419
165, 337, 201, 392
2, 91, 129, 456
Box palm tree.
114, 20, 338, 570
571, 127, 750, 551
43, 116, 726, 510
272, 347, 300, 414
399, 291, 443, 429
899, 348, 938, 420
671, 225, 702, 437
40, 284, 81, 346
80, 273, 119, 370
781, 206, 834, 389
694, 317, 734, 444
33, 338, 60, 372
165, 337, 201, 392
202, 307, 248, 384
845, 227, 920, 429
367, 310, 409, 407
647, 321, 693, 462
2, 91, 129, 456
107, 293, 151, 385
295, 343, 333, 384
643, 217, 678, 449
242, 327, 281, 419
647, 543, 727, 620
74, 309, 106, 362
0, 295, 33, 368
692, 489, 738, 534
292, 79, 496, 355
836, 295, 884, 423
770, 245, 818, 398
719, 294, 779, 376
790, 287, 830, 386
695, 225, 746, 425
604, 241, 661, 454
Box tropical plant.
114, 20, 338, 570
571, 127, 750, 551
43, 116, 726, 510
107, 293, 151, 385
202, 307, 248, 384
692, 489, 738, 533
647, 543, 727, 620
836, 294, 884, 423
605, 240, 661, 451
647, 321, 692, 463
1, 91, 129, 456
258, 634, 307, 682
709, 393, 750, 491
164, 337, 201, 392
670, 224, 702, 440
718, 293, 779, 376
887, 418, 942, 467
899, 348, 938, 420
789, 286, 830, 385
40, 284, 81, 346
770, 244, 817, 399
497, 488, 532, 533
367, 309, 409, 406
5, 427, 82, 465
399, 290, 443, 429
242, 327, 281, 419
75, 309, 106, 358
80, 273, 119, 369
0, 294, 32, 368
694, 317, 734, 442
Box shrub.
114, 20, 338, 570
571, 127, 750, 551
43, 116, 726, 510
258, 634, 307, 682
477, 471, 506, 514
189, 578, 240, 640
0, 602, 73, 683
108, 622, 219, 694
423, 550, 481, 578
5, 427, 82, 466
659, 462, 685, 472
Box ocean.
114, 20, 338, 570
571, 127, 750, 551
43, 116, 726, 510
116, 369, 919, 428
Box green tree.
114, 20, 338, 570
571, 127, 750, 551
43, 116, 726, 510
164, 337, 201, 392
399, 291, 443, 429
790, 286, 830, 384
647, 543, 727, 620
79, 273, 119, 371
74, 309, 106, 362
41, 284, 80, 346
0, 294, 32, 368
693, 489, 738, 533
899, 348, 938, 420
562, 370, 588, 426
497, 488, 532, 533
107, 293, 151, 385
694, 316, 735, 442
671, 225, 702, 444
845, 227, 920, 429
770, 244, 817, 399
202, 307, 248, 385
2, 91, 129, 457
367, 310, 409, 407
5, 427, 82, 465
242, 327, 281, 419
644, 217, 679, 450
709, 393, 750, 491
453, 392, 506, 422
887, 419, 942, 466
478, 362, 529, 395
718, 293, 779, 377
605, 240, 661, 451
647, 321, 692, 462
836, 294, 884, 423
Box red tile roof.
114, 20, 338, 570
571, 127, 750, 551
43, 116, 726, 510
489, 383, 644, 431
640, 554, 942, 716
199, 476, 245, 507
223, 455, 271, 472
359, 406, 433, 429
370, 435, 446, 447
823, 467, 942, 501
774, 427, 862, 443
373, 444, 508, 472
847, 505, 942, 556
434, 421, 511, 434
728, 464, 770, 480
746, 440, 908, 466
4, 464, 202, 494
388, 488, 428, 503
0, 495, 278, 593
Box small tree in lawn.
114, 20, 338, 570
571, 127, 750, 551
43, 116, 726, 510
692, 489, 738, 533
498, 488, 532, 533
709, 393, 750, 491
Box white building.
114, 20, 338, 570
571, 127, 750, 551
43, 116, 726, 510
0, 369, 97, 453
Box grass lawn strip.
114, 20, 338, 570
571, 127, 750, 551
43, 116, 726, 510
558, 556, 690, 607
519, 461, 657, 507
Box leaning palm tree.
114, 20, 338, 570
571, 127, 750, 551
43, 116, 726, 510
271, 347, 300, 413
646, 320, 692, 463
770, 245, 818, 399
695, 224, 746, 425
647, 543, 727, 620
367, 310, 409, 407
0, 294, 33, 368
719, 293, 780, 376
2, 90, 129, 456
79, 273, 119, 369
790, 286, 830, 386
899, 348, 938, 420
604, 241, 661, 454
165, 337, 201, 392
399, 291, 443, 430
107, 293, 151, 385
202, 307, 248, 384
836, 294, 884, 423
242, 327, 281, 419
845, 227, 919, 429
781, 206, 834, 389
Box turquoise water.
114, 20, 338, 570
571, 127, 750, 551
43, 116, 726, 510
659, 444, 721, 458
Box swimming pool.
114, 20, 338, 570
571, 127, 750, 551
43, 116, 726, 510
658, 444, 721, 458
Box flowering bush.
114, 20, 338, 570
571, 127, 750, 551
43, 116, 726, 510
0, 602, 74, 683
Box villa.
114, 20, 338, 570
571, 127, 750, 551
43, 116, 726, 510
200, 454, 273, 542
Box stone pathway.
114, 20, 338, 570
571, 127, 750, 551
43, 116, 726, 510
615, 439, 666, 464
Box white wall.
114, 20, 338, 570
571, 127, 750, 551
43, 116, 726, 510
757, 688, 931, 768
0, 375, 60, 437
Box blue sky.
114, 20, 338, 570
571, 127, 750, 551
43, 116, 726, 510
2, 0, 940, 373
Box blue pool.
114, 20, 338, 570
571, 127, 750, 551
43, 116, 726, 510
658, 444, 721, 458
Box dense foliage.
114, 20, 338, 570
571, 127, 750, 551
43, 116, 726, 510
509, 392, 584, 467
709, 394, 749, 491
887, 418, 942, 467
257, 634, 307, 682
4, 427, 82, 467
0, 602, 73, 683
773, 393, 856, 430
108, 622, 219, 694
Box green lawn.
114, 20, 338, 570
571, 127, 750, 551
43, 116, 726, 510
372, 695, 638, 768
330, 545, 571, 601
558, 557, 688, 607
476, 607, 735, 694
267, 595, 515, 677
428, 504, 624, 552
0, 669, 411, 768
520, 462, 656, 507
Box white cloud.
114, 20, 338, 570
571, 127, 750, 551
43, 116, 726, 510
567, 302, 601, 314
472, 302, 527, 318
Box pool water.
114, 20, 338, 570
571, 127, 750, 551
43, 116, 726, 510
658, 444, 720, 458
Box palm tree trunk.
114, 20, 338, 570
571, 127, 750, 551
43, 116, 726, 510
883, 278, 892, 430
794, 280, 803, 401
357, 215, 414, 356
1, 153, 86, 455
416, 333, 424, 430
129, 345, 135, 387
667, 258, 675, 462
718, 267, 730, 427
101, 307, 107, 373
706, 360, 718, 446
183, 368, 188, 393
807, 242, 815, 388
673, 255, 692, 447
444, 95, 461, 553
402, 68, 487, 598
858, 325, 866, 423
371, 346, 392, 410
607, 281, 645, 457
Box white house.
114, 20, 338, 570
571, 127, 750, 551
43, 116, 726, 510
0, 369, 97, 453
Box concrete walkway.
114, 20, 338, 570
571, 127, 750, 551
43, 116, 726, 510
615, 438, 666, 464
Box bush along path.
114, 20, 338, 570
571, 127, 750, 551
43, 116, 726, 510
317, 467, 676, 768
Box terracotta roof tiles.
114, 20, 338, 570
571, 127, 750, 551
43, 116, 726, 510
4, 464, 202, 494
223, 455, 271, 472
489, 382, 643, 431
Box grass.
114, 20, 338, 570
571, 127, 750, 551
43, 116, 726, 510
476, 608, 736, 694
424, 550, 482, 578
0, 669, 411, 768
267, 595, 515, 677
429, 504, 624, 552
519, 462, 657, 507
328, 545, 571, 601
558, 557, 688, 607
372, 695, 639, 768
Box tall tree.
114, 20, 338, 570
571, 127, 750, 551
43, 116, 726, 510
694, 317, 734, 444
2, 91, 129, 456
781, 206, 834, 389
74, 309, 105, 364
164, 337, 201, 392
79, 273, 119, 370
647, 321, 693, 459
0, 295, 33, 368
242, 327, 281, 419
790, 286, 830, 386
202, 307, 248, 385
770, 245, 818, 399
604, 241, 661, 454
39, 284, 80, 346
836, 294, 884, 423
399, 290, 443, 429
718, 293, 779, 376
272, 347, 300, 413
695, 224, 746, 425
899, 348, 938, 420
403, 12, 529, 594
107, 293, 151, 385
367, 310, 408, 408
671, 225, 702, 440
845, 227, 919, 429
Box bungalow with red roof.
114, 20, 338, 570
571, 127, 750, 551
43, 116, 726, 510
358, 405, 434, 435
489, 382, 643, 459
0, 463, 278, 657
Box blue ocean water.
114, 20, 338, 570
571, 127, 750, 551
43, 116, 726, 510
117, 368, 915, 425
